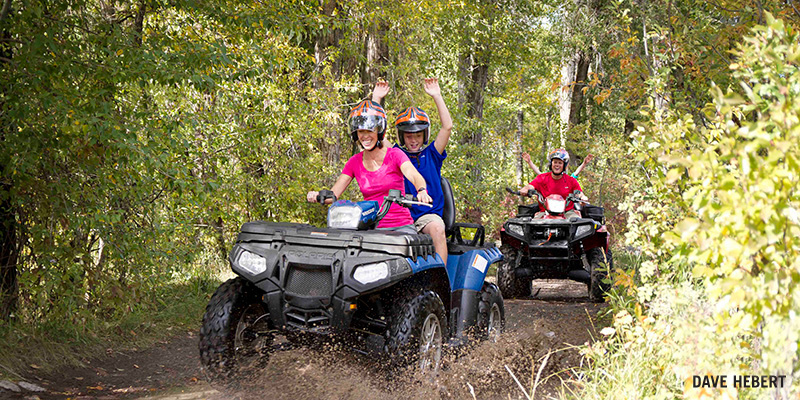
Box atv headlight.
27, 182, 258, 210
237, 250, 267, 276
575, 224, 594, 240
507, 223, 525, 237
353, 262, 389, 284
546, 198, 566, 214
328, 205, 361, 229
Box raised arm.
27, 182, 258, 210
522, 152, 542, 175
372, 80, 395, 148
306, 173, 353, 204
573, 153, 594, 176
426, 78, 453, 155
399, 161, 433, 204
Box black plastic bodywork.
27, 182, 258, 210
230, 222, 434, 334
500, 207, 608, 283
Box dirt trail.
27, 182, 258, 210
4, 280, 605, 400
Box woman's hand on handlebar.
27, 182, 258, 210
519, 186, 530, 196
417, 190, 433, 204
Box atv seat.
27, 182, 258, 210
441, 177, 486, 250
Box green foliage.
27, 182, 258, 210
580, 14, 800, 398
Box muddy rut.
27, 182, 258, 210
5, 280, 606, 400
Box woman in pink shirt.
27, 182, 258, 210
307, 100, 432, 234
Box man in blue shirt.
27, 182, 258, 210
374, 78, 453, 266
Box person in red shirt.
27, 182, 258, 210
519, 148, 588, 219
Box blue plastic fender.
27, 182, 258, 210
446, 247, 504, 291
406, 253, 446, 273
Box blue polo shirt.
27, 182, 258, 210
395, 144, 446, 220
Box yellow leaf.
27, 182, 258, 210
666, 168, 681, 183
676, 218, 700, 235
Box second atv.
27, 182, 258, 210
497, 188, 612, 302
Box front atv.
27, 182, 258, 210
199, 179, 504, 383
498, 188, 612, 302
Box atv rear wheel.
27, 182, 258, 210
497, 245, 531, 298
199, 277, 273, 383
477, 282, 505, 342
588, 248, 613, 302
385, 289, 449, 376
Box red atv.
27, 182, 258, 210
497, 188, 612, 302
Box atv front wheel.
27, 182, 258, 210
199, 277, 273, 383
385, 289, 449, 375
477, 282, 505, 342
497, 245, 531, 298
587, 248, 613, 302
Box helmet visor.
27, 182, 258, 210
350, 115, 385, 134
397, 122, 429, 133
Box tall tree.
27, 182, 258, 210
0, 0, 17, 321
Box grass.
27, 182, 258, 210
0, 275, 221, 380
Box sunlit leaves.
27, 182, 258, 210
623, 14, 800, 384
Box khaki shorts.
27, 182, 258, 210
376, 224, 417, 235
414, 213, 445, 233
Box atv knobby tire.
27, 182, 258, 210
199, 277, 272, 383
588, 248, 613, 302
497, 245, 530, 298
385, 289, 449, 375
477, 282, 505, 342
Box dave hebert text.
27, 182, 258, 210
692, 375, 786, 389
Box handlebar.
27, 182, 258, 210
506, 187, 587, 209
316, 190, 337, 204
376, 189, 431, 221
506, 187, 544, 204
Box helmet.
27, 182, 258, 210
348, 100, 387, 143
548, 148, 570, 172
395, 107, 430, 150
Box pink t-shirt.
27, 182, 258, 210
342, 147, 414, 228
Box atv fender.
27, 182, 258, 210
444, 247, 503, 340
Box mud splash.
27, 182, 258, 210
218, 320, 575, 400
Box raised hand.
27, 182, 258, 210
372, 80, 390, 103
423, 78, 441, 98
522, 152, 531, 163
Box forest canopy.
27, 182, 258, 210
1, 0, 798, 397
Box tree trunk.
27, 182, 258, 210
213, 216, 226, 261
515, 110, 524, 185
458, 50, 489, 224
558, 52, 578, 145
0, 180, 17, 321
364, 26, 388, 95
569, 50, 590, 127
133, 0, 146, 47
314, 0, 345, 170
0, 5, 17, 321
542, 109, 551, 169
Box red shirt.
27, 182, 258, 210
529, 173, 583, 212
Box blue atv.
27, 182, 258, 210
199, 177, 504, 381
